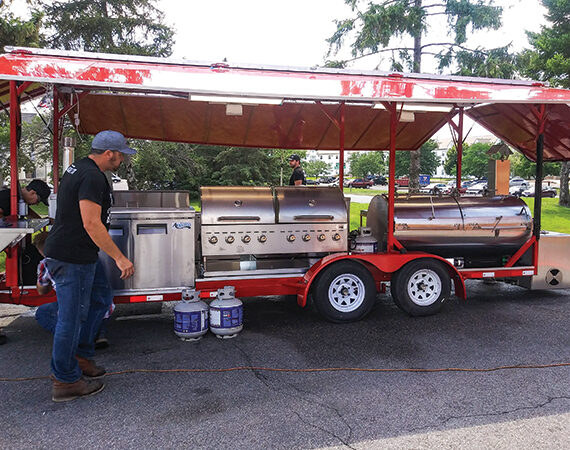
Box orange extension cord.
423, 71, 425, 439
1, 362, 568, 382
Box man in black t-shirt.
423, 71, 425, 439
288, 154, 306, 186
44, 130, 135, 402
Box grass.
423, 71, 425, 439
3, 196, 569, 272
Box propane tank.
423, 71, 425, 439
209, 286, 243, 339
350, 227, 378, 254
173, 289, 209, 341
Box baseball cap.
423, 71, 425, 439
26, 179, 51, 205
92, 130, 137, 155
287, 154, 300, 161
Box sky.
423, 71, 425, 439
7, 0, 550, 139
160, 0, 547, 71
7, 0, 548, 71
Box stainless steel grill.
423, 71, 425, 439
200, 186, 348, 276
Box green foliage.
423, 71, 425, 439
518, 0, 570, 88
193, 146, 281, 187
395, 139, 439, 177
453, 46, 517, 78
0, 1, 45, 49
509, 151, 560, 179
457, 142, 493, 178
304, 159, 331, 178
348, 151, 385, 177
40, 0, 175, 57
327, 0, 503, 73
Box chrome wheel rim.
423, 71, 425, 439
406, 269, 442, 306
328, 273, 365, 312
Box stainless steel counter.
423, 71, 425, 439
0, 217, 50, 251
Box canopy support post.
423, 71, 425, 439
455, 107, 464, 189
386, 102, 405, 253
339, 102, 345, 192
52, 87, 60, 192
6, 81, 21, 290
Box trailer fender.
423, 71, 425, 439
297, 252, 466, 307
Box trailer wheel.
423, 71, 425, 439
313, 261, 376, 323
391, 260, 450, 317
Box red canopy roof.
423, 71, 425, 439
1, 47, 569, 160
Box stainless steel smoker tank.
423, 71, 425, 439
366, 195, 532, 259
101, 205, 196, 293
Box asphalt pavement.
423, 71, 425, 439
1, 281, 569, 449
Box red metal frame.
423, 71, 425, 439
3, 48, 570, 308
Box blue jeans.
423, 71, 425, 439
35, 301, 59, 334
45, 258, 113, 383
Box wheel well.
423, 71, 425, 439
309, 259, 377, 298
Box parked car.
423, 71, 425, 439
509, 177, 529, 189
306, 179, 320, 185
465, 182, 488, 196
395, 177, 409, 187
347, 178, 374, 188
318, 176, 336, 184
419, 183, 447, 194
372, 175, 387, 185
442, 180, 468, 194
521, 186, 557, 198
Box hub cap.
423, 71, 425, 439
406, 269, 442, 306
328, 273, 365, 312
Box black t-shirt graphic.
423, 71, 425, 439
44, 157, 112, 264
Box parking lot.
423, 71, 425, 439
1, 281, 569, 449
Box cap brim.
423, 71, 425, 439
119, 147, 137, 155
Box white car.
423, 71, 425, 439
419, 183, 446, 194
465, 182, 487, 196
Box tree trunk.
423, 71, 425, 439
125, 157, 137, 190
408, 0, 422, 194
560, 161, 569, 207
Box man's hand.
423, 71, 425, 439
116, 255, 134, 279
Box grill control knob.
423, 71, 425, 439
332, 233, 341, 241
209, 236, 218, 245
258, 235, 267, 243
302, 234, 311, 242
242, 235, 251, 243
287, 234, 296, 242
318, 234, 326, 241
225, 235, 235, 244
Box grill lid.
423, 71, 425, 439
276, 186, 347, 223
201, 186, 276, 224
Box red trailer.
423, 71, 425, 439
1, 47, 569, 322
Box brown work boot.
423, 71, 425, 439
51, 376, 104, 402
76, 356, 106, 378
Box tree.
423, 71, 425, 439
194, 146, 282, 187
0, 1, 44, 49
348, 151, 386, 177
509, 151, 560, 180
326, 0, 503, 192
518, 0, 570, 206
458, 142, 494, 178
304, 160, 331, 178
395, 139, 440, 177
40, 0, 175, 57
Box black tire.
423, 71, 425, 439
313, 261, 376, 323
390, 259, 451, 317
